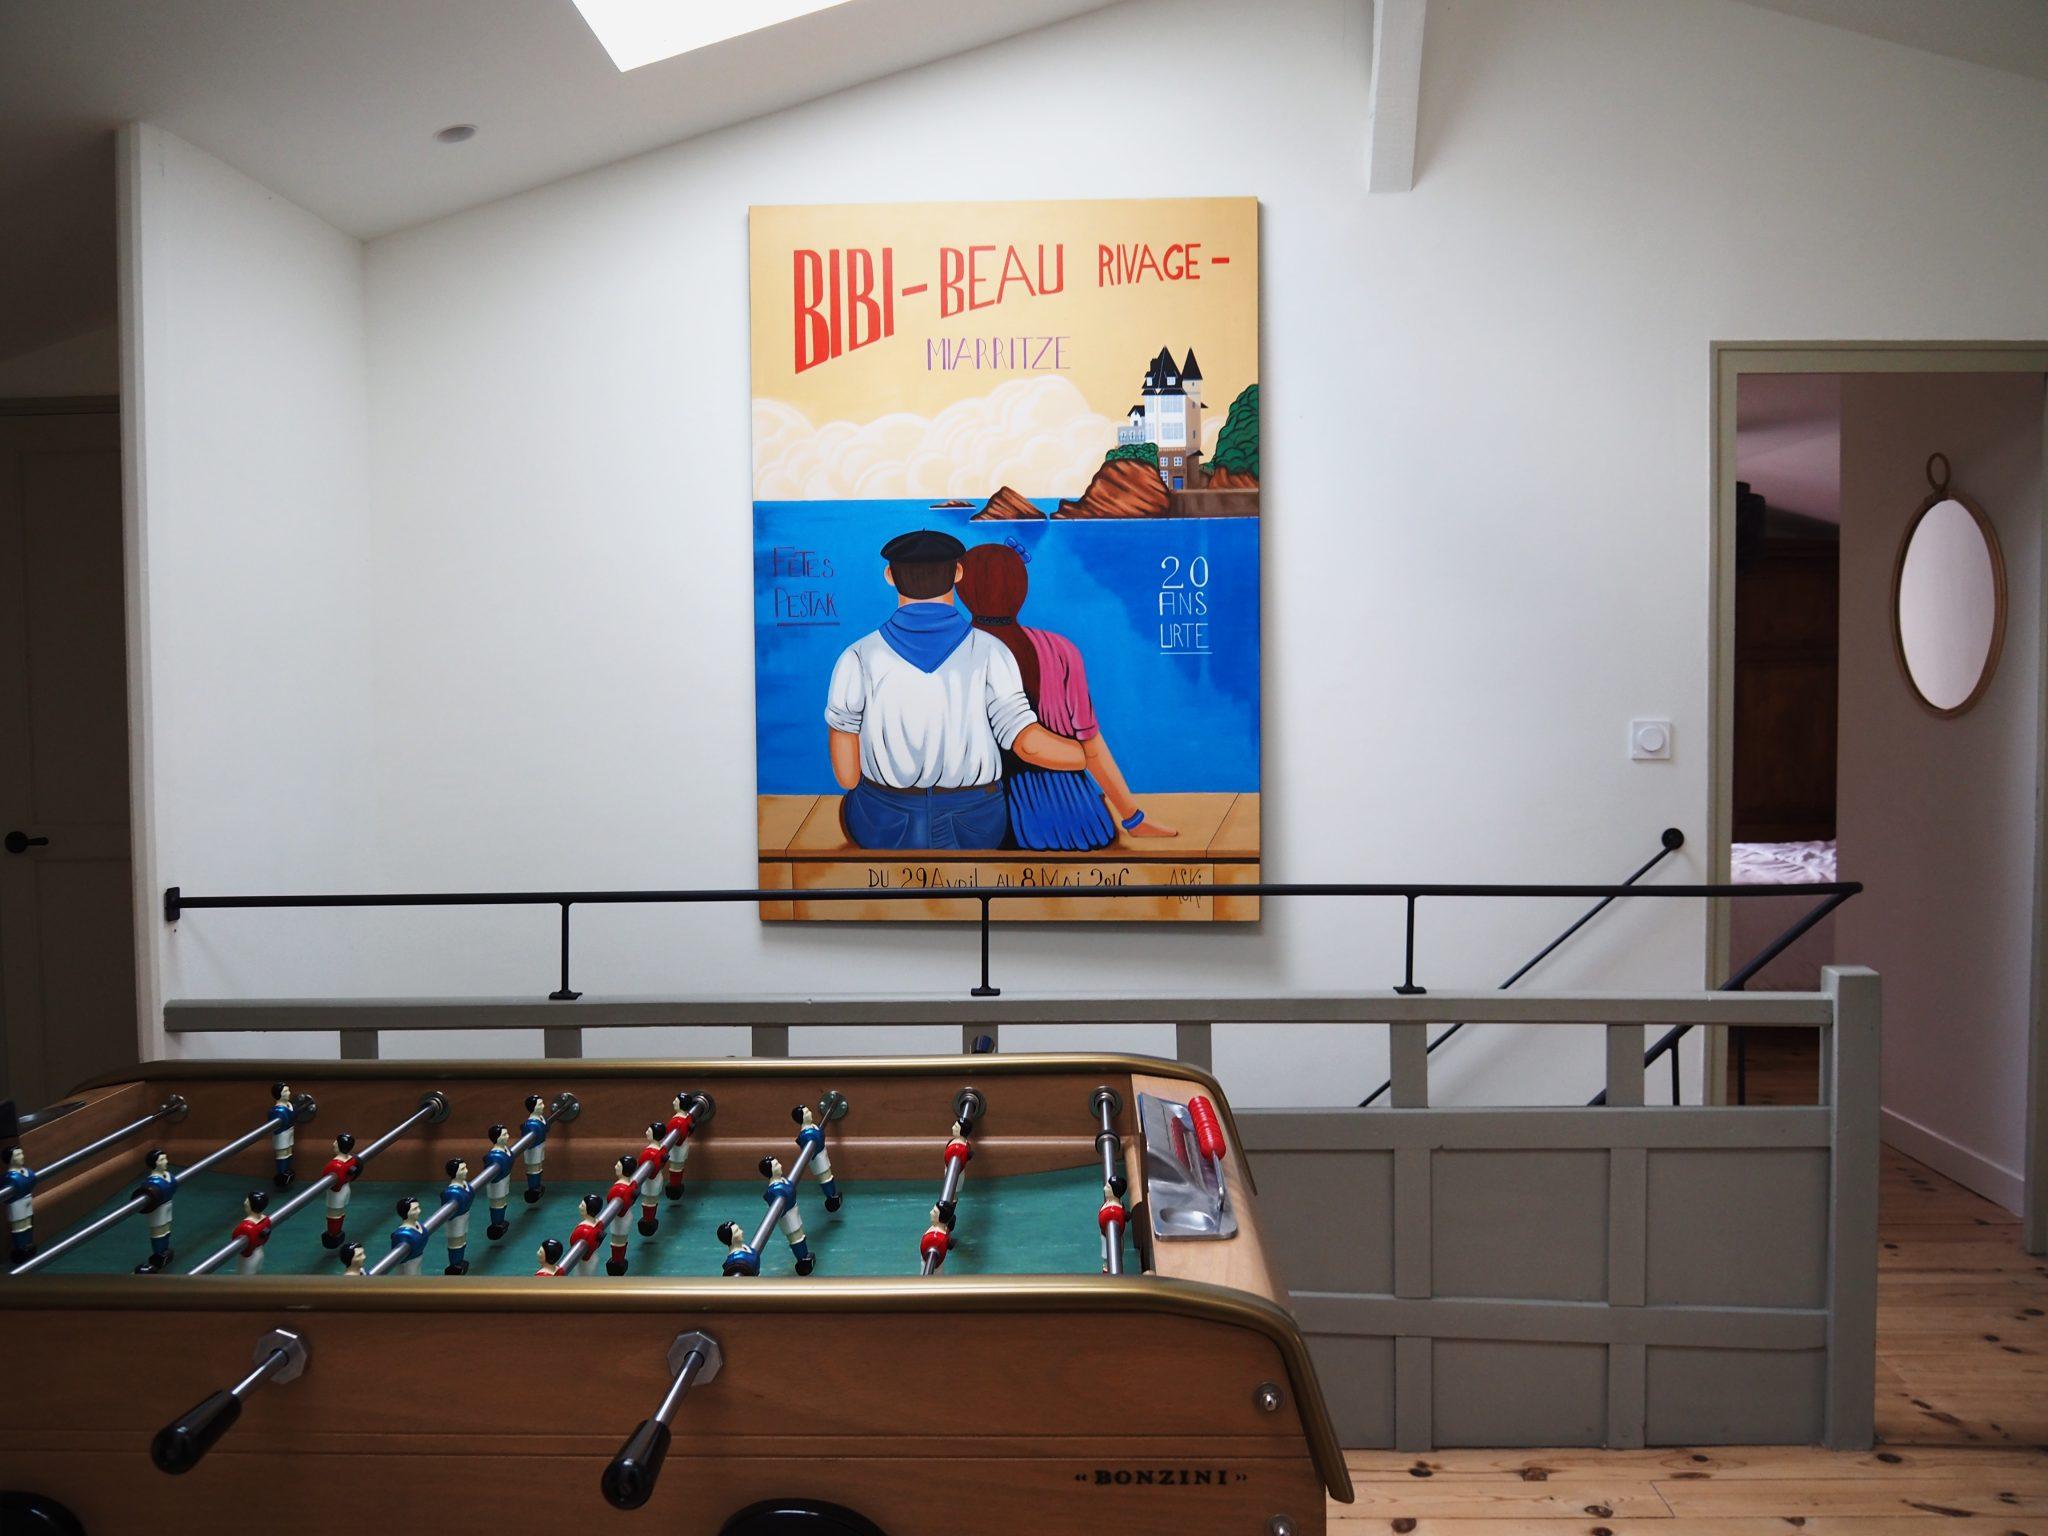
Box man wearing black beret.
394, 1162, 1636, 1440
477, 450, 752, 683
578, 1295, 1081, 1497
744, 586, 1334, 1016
825, 529, 1085, 849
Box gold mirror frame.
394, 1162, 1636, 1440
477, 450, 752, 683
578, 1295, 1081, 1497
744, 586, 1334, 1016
1890, 452, 2007, 718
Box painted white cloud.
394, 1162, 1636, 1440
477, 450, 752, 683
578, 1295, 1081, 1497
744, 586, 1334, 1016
753, 375, 1120, 500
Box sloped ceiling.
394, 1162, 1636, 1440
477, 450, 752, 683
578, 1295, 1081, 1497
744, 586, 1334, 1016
0, 0, 1124, 361
1736, 0, 2048, 84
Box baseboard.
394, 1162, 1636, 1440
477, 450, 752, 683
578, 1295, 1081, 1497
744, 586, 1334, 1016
1880, 1106, 2025, 1214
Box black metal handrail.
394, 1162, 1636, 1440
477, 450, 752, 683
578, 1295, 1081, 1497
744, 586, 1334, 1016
1359, 828, 1688, 1107
1590, 883, 1858, 1108
162, 854, 1861, 1003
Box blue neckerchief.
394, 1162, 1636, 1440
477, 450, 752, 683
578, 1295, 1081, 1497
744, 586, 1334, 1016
879, 601, 972, 673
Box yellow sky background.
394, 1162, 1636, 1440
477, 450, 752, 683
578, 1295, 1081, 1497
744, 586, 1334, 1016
748, 197, 1259, 430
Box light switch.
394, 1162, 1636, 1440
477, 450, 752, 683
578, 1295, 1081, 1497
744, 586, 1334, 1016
1630, 719, 1673, 761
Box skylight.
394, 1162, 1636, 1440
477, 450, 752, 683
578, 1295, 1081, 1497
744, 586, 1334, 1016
570, 0, 857, 72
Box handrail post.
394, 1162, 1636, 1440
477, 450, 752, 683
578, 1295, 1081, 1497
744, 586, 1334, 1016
971, 895, 999, 998
1394, 894, 1425, 995
550, 901, 581, 1002
1822, 965, 1880, 1449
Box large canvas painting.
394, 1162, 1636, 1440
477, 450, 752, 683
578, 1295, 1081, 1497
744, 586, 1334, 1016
750, 198, 1260, 921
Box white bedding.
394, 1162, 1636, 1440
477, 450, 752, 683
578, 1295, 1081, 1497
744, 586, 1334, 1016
1731, 838, 1838, 885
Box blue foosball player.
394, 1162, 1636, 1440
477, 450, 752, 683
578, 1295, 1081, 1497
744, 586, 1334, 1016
388, 1197, 428, 1275
134, 1148, 178, 1273
715, 1220, 761, 1277
441, 1160, 476, 1274
520, 1095, 550, 1204
5, 1147, 36, 1268
268, 1081, 298, 1191
761, 1158, 815, 1276
795, 1106, 842, 1212
481, 1124, 515, 1240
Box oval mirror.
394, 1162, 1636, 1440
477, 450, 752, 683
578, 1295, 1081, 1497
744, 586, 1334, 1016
1892, 472, 2005, 716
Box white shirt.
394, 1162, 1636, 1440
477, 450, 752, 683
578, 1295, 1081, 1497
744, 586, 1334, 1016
826, 623, 1037, 789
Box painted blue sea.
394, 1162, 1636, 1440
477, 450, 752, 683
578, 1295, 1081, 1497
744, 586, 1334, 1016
755, 499, 1260, 795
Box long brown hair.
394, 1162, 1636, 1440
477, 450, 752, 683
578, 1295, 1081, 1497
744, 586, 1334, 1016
958, 543, 1040, 703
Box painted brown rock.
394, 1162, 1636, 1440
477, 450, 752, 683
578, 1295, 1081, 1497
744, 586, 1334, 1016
1205, 466, 1259, 490
1053, 457, 1170, 519
971, 485, 1046, 520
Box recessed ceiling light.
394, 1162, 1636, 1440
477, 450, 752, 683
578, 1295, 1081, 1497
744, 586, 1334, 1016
569, 0, 856, 72
436, 124, 477, 144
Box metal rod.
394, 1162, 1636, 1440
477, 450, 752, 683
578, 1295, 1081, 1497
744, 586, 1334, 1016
972, 896, 998, 997
557, 1124, 682, 1273
165, 878, 1861, 910
28, 1097, 188, 1185
189, 1095, 445, 1276
550, 902, 580, 1001
1362, 830, 1686, 1107
230, 1348, 290, 1399
1394, 895, 1423, 994
365, 1094, 571, 1276
654, 1344, 709, 1426
14, 1110, 300, 1276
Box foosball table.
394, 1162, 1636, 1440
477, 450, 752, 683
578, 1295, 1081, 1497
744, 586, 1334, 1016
0, 1055, 1351, 1535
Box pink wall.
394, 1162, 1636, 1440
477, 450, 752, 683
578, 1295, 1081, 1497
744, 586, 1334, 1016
1836, 372, 2045, 1212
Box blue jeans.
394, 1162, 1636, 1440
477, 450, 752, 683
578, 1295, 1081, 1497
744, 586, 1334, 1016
844, 779, 1008, 850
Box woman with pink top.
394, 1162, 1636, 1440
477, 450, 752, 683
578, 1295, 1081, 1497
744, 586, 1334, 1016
957, 542, 1178, 851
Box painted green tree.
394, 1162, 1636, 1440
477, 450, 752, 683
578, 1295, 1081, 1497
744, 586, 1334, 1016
1105, 441, 1159, 467
1208, 383, 1260, 479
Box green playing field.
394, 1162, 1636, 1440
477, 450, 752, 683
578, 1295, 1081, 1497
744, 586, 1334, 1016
29, 1163, 1109, 1279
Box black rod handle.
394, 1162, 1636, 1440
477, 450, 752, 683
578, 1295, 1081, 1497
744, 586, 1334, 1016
601, 1417, 671, 1509
150, 1389, 241, 1474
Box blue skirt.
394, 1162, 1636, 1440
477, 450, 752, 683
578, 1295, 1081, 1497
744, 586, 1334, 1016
1006, 767, 1117, 852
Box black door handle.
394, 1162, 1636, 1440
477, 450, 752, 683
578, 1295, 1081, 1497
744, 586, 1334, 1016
4, 831, 49, 855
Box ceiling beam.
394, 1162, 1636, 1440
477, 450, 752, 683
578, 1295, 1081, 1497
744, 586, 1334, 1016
1367, 0, 1427, 193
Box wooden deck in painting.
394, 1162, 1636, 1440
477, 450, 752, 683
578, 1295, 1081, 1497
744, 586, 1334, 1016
756, 791, 1259, 921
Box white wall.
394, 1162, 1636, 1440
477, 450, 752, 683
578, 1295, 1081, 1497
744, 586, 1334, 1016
1837, 372, 2045, 1211
137, 0, 2048, 1105
124, 122, 376, 1057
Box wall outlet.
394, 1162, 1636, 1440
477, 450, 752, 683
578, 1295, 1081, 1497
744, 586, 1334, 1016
1630, 719, 1673, 761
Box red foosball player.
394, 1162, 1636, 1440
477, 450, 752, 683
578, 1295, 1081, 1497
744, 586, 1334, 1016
920, 1205, 951, 1273
320, 1132, 360, 1250
1098, 1182, 1128, 1272
535, 1237, 564, 1277
662, 1092, 697, 1201
231, 1190, 273, 1275
605, 1155, 638, 1276
569, 1194, 605, 1276
636, 1125, 665, 1236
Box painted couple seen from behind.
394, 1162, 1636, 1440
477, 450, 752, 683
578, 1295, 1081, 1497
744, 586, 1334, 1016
824, 529, 1178, 852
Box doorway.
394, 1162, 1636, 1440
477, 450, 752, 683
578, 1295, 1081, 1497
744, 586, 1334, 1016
1709, 344, 2048, 1256
0, 399, 137, 1111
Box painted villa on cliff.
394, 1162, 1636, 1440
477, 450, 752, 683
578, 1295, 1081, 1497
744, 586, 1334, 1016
1117, 346, 1206, 490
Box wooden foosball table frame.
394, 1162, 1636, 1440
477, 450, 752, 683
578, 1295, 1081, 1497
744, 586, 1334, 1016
0, 1055, 1351, 1535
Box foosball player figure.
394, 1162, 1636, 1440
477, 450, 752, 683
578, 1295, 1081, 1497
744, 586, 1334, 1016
535, 1237, 564, 1278
481, 1124, 515, 1240
795, 1105, 841, 1211
762, 1156, 816, 1275
569, 1194, 605, 1276
320, 1132, 361, 1249
520, 1095, 550, 1204
1098, 1182, 1127, 1269
920, 1205, 951, 1273
715, 1220, 759, 1278
5, 1147, 36, 1268
662, 1092, 700, 1202
939, 1120, 972, 1230
636, 1125, 666, 1236
134, 1148, 177, 1273
229, 1190, 273, 1275
388, 1197, 428, 1276
441, 1159, 476, 1275
268, 1081, 298, 1190
606, 1154, 639, 1276
337, 1242, 368, 1276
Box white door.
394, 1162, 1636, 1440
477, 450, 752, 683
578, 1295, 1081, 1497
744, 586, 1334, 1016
0, 407, 137, 1110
